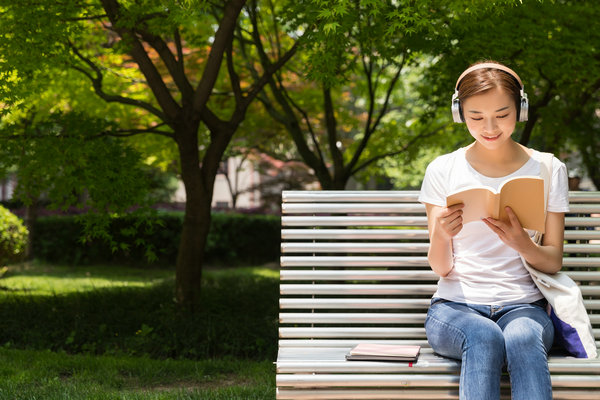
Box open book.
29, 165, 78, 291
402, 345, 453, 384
345, 343, 421, 362
446, 175, 545, 233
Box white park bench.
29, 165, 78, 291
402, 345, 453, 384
276, 190, 600, 399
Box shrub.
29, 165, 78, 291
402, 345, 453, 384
32, 212, 280, 266
0, 205, 28, 265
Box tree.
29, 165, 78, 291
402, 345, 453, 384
0, 111, 153, 258
0, 0, 302, 307
241, 0, 522, 190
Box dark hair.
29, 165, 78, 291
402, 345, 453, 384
457, 60, 522, 116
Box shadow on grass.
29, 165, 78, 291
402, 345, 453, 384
0, 265, 279, 361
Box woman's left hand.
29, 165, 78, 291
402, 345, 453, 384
482, 207, 532, 253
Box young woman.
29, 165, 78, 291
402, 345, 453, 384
418, 61, 569, 400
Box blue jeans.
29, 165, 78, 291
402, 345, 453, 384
425, 298, 554, 400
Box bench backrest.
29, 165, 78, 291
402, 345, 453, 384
279, 190, 600, 349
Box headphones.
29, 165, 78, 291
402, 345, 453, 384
451, 62, 529, 123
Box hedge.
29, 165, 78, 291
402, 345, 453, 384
31, 212, 280, 266
0, 273, 279, 360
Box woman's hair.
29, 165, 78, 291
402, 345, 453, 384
457, 60, 522, 113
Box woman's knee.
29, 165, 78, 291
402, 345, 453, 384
504, 316, 553, 354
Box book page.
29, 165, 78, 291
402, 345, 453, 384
498, 177, 545, 232
446, 188, 497, 224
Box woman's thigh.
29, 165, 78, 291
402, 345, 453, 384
425, 299, 504, 360
496, 303, 554, 355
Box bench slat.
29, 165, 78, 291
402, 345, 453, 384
277, 388, 600, 400
280, 327, 600, 339
283, 216, 600, 227
280, 284, 438, 295
282, 191, 421, 202
565, 217, 600, 227
279, 298, 600, 310
280, 269, 600, 282
280, 256, 429, 267
564, 230, 600, 240
282, 242, 600, 254
279, 327, 427, 339
281, 256, 600, 268
280, 313, 427, 324
280, 283, 600, 296
282, 228, 600, 241
282, 229, 430, 240
279, 313, 600, 325
277, 373, 459, 388
277, 373, 600, 388
280, 270, 436, 281
282, 190, 600, 203
283, 203, 600, 214
279, 339, 432, 348
283, 203, 425, 213
281, 243, 430, 253
568, 204, 600, 213
282, 216, 428, 227
277, 205, 600, 214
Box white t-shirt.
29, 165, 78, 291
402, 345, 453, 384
419, 147, 570, 305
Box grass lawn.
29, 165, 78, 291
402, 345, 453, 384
0, 348, 275, 399
0, 261, 278, 399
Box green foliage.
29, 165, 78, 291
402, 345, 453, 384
418, 0, 600, 153
0, 348, 275, 399
31, 212, 280, 266
0, 112, 151, 212
0, 205, 28, 265
0, 265, 279, 360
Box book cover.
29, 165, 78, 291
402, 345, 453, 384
446, 175, 545, 233
345, 343, 421, 362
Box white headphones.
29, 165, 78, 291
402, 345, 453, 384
451, 62, 529, 123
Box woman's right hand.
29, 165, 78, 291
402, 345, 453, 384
424, 203, 463, 277
431, 203, 464, 240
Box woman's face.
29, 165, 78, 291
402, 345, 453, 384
461, 87, 517, 150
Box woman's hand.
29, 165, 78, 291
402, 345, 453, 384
425, 203, 463, 277
431, 203, 464, 241
482, 206, 532, 252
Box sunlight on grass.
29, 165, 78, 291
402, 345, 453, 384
0, 262, 174, 296
0, 262, 278, 297
204, 266, 279, 280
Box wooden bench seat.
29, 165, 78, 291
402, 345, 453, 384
276, 190, 600, 399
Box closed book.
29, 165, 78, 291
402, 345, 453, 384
345, 343, 421, 362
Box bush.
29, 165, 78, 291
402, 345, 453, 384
0, 205, 28, 265
32, 212, 280, 266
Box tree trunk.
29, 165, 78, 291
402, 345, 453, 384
174, 121, 233, 308
174, 124, 209, 309
24, 200, 38, 260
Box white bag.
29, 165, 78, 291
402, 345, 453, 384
521, 152, 597, 358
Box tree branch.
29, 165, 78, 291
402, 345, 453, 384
346, 53, 406, 177
226, 41, 243, 105
136, 26, 194, 100
100, 0, 181, 121
69, 43, 166, 120
519, 68, 555, 146
193, 0, 246, 113
350, 123, 448, 176
276, 73, 325, 166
